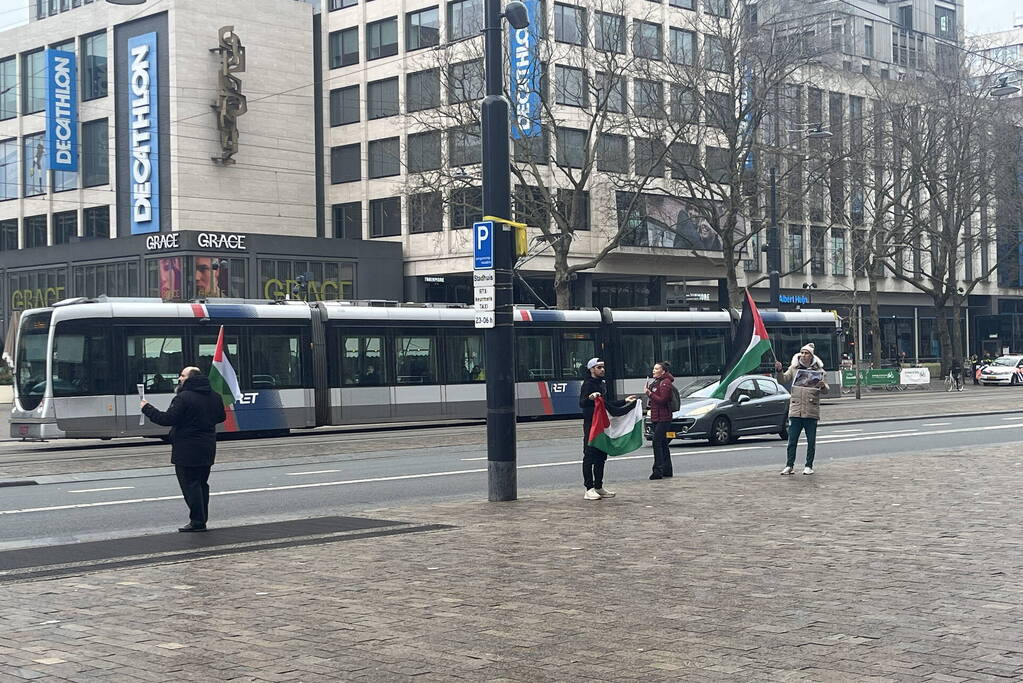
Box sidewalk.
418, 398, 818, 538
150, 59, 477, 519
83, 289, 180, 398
1, 443, 1021, 681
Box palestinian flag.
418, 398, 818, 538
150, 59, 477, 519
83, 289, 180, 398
209, 325, 243, 406
711, 290, 773, 399
587, 396, 644, 456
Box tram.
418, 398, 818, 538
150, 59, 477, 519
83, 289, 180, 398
9, 297, 840, 440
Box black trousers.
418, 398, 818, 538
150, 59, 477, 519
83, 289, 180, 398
582, 445, 608, 490
651, 422, 673, 476
175, 465, 212, 526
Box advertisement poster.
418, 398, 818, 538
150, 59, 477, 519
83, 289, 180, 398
617, 194, 743, 252
158, 256, 181, 301
194, 256, 229, 298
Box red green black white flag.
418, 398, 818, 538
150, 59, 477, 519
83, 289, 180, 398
711, 290, 773, 399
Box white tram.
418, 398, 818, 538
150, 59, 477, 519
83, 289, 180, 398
9, 297, 840, 440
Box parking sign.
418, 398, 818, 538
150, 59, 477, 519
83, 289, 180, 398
473, 221, 494, 270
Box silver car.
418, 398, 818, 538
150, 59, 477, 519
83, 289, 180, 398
644, 375, 791, 446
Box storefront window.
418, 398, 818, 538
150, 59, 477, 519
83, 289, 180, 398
259, 259, 355, 301
73, 260, 140, 299
9, 267, 68, 311
192, 256, 246, 299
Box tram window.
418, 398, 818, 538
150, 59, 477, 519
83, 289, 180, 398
395, 335, 438, 384
250, 332, 304, 389
695, 328, 727, 375
194, 332, 243, 388
342, 334, 387, 386
516, 332, 555, 381
445, 333, 485, 383
128, 333, 185, 394
16, 313, 50, 405
620, 331, 655, 378
51, 323, 114, 397
561, 331, 595, 378
662, 329, 695, 376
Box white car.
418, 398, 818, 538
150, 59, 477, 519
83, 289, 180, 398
978, 355, 1023, 386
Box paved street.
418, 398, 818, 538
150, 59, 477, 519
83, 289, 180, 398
1, 442, 1021, 681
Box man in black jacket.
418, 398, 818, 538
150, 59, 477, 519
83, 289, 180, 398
142, 367, 227, 532
579, 357, 636, 501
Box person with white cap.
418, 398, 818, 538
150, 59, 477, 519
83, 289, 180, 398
579, 357, 637, 500
774, 343, 829, 475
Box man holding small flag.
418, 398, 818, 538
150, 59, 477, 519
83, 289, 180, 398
141, 326, 234, 531
580, 358, 639, 500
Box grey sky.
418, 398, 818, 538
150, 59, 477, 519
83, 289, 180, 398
0, 0, 28, 33
966, 0, 1019, 35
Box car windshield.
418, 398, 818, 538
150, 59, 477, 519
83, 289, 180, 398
992, 356, 1022, 367
680, 378, 718, 398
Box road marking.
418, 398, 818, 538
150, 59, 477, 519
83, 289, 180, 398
1001, 417, 1023, 421
461, 457, 486, 461
815, 422, 1021, 446
284, 469, 341, 476
922, 422, 951, 427
66, 486, 135, 494
0, 445, 772, 516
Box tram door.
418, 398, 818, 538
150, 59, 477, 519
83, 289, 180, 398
49, 321, 121, 437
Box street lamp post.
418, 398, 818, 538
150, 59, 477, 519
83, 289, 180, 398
766, 167, 781, 308
481, 0, 527, 502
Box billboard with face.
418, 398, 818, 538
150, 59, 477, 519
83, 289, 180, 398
616, 193, 739, 252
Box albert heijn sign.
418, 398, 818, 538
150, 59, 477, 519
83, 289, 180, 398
145, 231, 248, 252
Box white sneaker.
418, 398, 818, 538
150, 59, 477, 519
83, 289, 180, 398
802, 466, 814, 475
584, 488, 602, 500
780, 466, 793, 475
595, 488, 615, 498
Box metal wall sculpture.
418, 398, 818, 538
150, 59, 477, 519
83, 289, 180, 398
210, 26, 247, 165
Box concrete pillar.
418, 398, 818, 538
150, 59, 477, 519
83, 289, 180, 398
404, 276, 426, 303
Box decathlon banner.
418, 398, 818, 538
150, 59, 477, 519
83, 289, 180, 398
46, 49, 78, 172
508, 0, 541, 139
128, 32, 160, 235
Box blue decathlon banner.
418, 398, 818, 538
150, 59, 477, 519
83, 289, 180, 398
128, 32, 160, 235
46, 49, 78, 172
508, 0, 542, 139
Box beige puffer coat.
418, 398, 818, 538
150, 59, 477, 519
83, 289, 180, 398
779, 354, 829, 420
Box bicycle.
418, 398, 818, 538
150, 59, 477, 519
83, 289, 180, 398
944, 371, 965, 392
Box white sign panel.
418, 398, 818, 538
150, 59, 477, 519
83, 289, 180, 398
900, 367, 931, 385
473, 269, 496, 287
474, 311, 495, 329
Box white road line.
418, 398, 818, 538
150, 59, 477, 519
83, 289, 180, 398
815, 422, 1020, 446
922, 422, 951, 427
1001, 417, 1023, 421
66, 486, 136, 494
0, 445, 771, 516
460, 457, 486, 461
284, 469, 341, 476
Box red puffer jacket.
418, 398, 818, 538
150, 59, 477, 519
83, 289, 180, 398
647, 373, 675, 423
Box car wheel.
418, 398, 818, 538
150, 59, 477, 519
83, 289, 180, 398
708, 416, 733, 446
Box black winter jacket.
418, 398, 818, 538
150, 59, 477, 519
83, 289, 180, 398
579, 375, 632, 432
142, 375, 227, 466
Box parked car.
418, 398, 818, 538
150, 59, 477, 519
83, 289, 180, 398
643, 375, 790, 446
978, 355, 1023, 385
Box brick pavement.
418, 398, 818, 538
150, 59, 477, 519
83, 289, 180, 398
2, 444, 1022, 681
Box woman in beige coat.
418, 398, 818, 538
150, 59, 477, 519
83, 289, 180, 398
774, 343, 829, 475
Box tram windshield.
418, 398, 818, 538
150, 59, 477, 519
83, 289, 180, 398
15, 312, 51, 410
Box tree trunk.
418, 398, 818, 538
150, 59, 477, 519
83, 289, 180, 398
868, 275, 882, 369
950, 300, 964, 364
721, 233, 742, 309
935, 303, 953, 374
554, 247, 572, 309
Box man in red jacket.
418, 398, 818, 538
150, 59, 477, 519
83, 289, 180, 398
645, 361, 675, 480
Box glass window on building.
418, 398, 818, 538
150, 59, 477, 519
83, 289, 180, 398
514, 131, 548, 163
329, 27, 358, 68
935, 6, 956, 39
53, 210, 76, 244
447, 0, 483, 41
10, 266, 67, 311
395, 334, 438, 384
556, 127, 587, 168
704, 36, 727, 72
787, 225, 804, 273
670, 27, 696, 65
670, 0, 694, 8
594, 12, 624, 53
594, 71, 624, 113
597, 133, 627, 174
259, 260, 355, 302
368, 137, 400, 178
554, 65, 587, 107
0, 138, 17, 200
189, 256, 246, 299
329, 85, 359, 126
514, 185, 549, 229
633, 20, 662, 60
332, 202, 362, 239
446, 333, 485, 383
705, 0, 729, 17
556, 188, 589, 230
341, 333, 387, 385
22, 50, 46, 114
451, 186, 482, 229
669, 141, 697, 179
447, 59, 484, 104
23, 133, 47, 197
147, 256, 183, 300
408, 131, 441, 172
330, 0, 357, 9
83, 205, 109, 239
23, 214, 46, 249
554, 3, 586, 46
369, 197, 401, 237
516, 331, 555, 380
810, 227, 826, 275
74, 260, 140, 298
330, 143, 360, 184
831, 228, 846, 276
407, 68, 440, 112
0, 57, 15, 120
367, 77, 399, 119
448, 125, 481, 166
366, 17, 398, 61
82, 31, 107, 100
0, 219, 16, 250
635, 138, 665, 177
408, 192, 443, 233
406, 7, 440, 51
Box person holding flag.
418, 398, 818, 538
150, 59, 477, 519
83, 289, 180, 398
580, 358, 639, 500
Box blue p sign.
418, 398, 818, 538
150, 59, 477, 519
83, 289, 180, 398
473, 221, 494, 270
